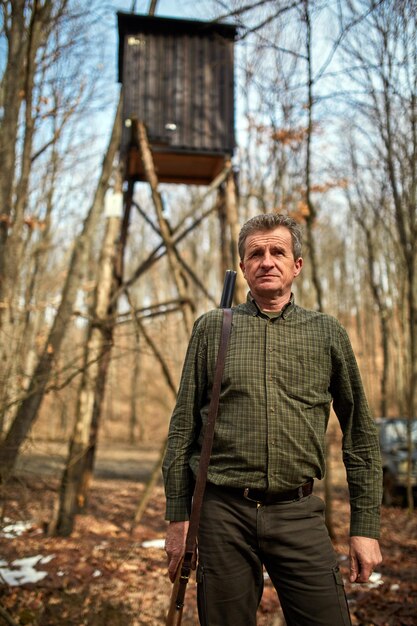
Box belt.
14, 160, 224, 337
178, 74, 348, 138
215, 480, 314, 505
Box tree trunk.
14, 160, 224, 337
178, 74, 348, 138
0, 0, 54, 325
216, 184, 234, 288
224, 165, 246, 304
77, 180, 134, 510
0, 1, 27, 309
129, 333, 143, 443
0, 1, 53, 433
54, 207, 122, 536
406, 261, 417, 513
303, 0, 323, 313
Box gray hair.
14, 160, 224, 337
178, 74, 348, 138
238, 213, 303, 261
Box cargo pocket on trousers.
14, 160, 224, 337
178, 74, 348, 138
196, 565, 208, 626
332, 566, 353, 626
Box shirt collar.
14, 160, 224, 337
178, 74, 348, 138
246, 292, 295, 320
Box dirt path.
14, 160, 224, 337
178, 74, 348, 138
16, 440, 161, 482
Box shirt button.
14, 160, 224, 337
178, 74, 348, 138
270, 407, 275, 413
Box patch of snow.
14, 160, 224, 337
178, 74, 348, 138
0, 554, 55, 587
366, 571, 383, 588
141, 538, 165, 549
40, 554, 55, 564
0, 521, 33, 538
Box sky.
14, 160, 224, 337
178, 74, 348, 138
115, 0, 219, 20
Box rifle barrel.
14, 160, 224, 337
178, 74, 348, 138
219, 270, 237, 308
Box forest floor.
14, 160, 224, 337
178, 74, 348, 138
0, 440, 416, 626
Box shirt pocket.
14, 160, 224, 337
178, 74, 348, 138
278, 349, 331, 403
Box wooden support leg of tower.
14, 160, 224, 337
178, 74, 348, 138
78, 176, 134, 509
136, 120, 194, 336
53, 171, 129, 537
224, 162, 247, 304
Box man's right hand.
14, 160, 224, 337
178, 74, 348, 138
165, 520, 189, 582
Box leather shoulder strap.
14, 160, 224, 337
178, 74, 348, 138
175, 308, 233, 609
187, 307, 233, 544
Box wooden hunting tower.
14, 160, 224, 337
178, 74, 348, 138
117, 12, 237, 185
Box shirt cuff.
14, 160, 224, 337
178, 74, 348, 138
165, 496, 191, 522
350, 511, 380, 538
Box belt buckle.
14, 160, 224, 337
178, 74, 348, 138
243, 487, 263, 504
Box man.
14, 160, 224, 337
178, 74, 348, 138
163, 213, 382, 626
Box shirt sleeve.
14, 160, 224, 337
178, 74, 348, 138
162, 317, 208, 521
330, 323, 383, 538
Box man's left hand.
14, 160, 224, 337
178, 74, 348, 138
349, 536, 382, 583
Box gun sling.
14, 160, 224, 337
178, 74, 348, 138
171, 307, 233, 616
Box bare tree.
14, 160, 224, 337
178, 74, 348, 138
338, 0, 417, 510
0, 0, 63, 430
0, 0, 121, 476
0, 97, 123, 479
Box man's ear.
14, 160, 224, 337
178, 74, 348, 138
294, 257, 303, 277
239, 261, 245, 275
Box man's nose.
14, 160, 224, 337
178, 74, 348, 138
260, 251, 274, 266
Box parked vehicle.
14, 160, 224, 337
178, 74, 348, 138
376, 417, 417, 506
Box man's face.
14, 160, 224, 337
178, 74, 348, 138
239, 227, 303, 301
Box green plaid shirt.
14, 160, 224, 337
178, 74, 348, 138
163, 294, 382, 538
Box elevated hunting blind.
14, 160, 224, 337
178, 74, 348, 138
117, 12, 237, 185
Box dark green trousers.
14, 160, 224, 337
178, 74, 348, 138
196, 483, 352, 626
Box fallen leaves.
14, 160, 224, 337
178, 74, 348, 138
0, 454, 416, 625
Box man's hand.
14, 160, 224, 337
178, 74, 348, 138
165, 521, 189, 582
349, 536, 382, 583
